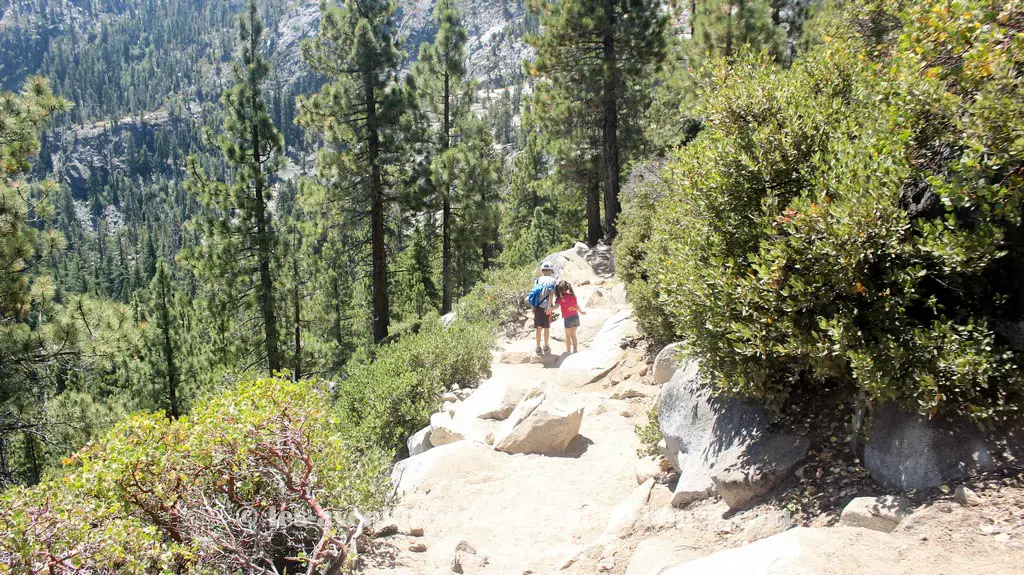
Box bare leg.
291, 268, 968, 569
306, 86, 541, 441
543, 327, 551, 349
536, 327, 542, 350
569, 327, 578, 353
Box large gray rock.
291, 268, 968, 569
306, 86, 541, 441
658, 360, 808, 509
494, 400, 584, 455
671, 460, 716, 508
711, 434, 810, 510
839, 495, 913, 533
657, 359, 771, 473
653, 342, 684, 385
407, 425, 433, 457
863, 404, 998, 490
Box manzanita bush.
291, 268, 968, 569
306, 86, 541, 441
623, 0, 1024, 420
0, 377, 390, 574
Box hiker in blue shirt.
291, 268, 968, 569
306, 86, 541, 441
529, 261, 558, 355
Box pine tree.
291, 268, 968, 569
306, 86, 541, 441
646, 0, 786, 151
0, 77, 68, 484
299, 0, 406, 344
142, 259, 181, 418
186, 0, 284, 372
411, 0, 471, 315
692, 0, 782, 59
529, 0, 667, 242
432, 115, 501, 296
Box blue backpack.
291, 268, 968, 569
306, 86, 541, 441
527, 281, 552, 308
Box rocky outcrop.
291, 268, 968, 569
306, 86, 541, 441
407, 425, 433, 457
710, 434, 810, 510
863, 404, 999, 490
839, 495, 913, 533
660, 527, 892, 575
539, 243, 598, 283
558, 310, 636, 388
457, 377, 527, 421
653, 342, 684, 385
658, 359, 809, 509
391, 441, 504, 496
494, 400, 584, 456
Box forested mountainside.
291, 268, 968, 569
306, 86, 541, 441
2, 0, 1023, 572
0, 0, 530, 310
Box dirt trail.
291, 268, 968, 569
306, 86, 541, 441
363, 259, 1024, 575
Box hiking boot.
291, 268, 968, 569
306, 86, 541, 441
536, 347, 543, 356
542, 345, 551, 355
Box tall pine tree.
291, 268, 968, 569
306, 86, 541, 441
411, 0, 468, 315
410, 0, 500, 314
141, 259, 181, 418
299, 0, 406, 343
529, 0, 667, 242
186, 0, 284, 372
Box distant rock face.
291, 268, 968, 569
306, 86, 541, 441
63, 160, 91, 200
863, 404, 999, 490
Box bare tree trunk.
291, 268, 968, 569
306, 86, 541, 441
441, 71, 453, 315
293, 248, 302, 381
158, 272, 180, 419
251, 18, 280, 373
601, 0, 622, 242
586, 164, 603, 247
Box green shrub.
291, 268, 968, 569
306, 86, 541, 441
0, 376, 389, 574
0, 481, 183, 574
628, 0, 1024, 421
616, 163, 677, 343
334, 315, 495, 455
457, 265, 535, 336
635, 407, 663, 458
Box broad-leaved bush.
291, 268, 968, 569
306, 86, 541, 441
0, 376, 389, 574
624, 0, 1024, 420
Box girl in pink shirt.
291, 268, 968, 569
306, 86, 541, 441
556, 280, 585, 354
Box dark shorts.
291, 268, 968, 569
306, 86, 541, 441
533, 306, 550, 328
564, 314, 580, 329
